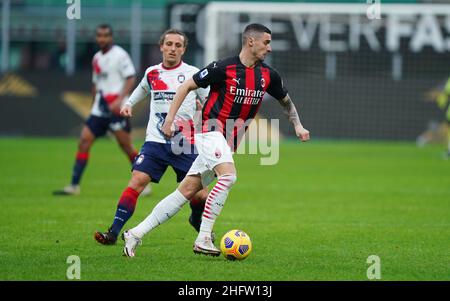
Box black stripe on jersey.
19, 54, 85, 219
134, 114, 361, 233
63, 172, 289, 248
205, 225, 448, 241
226, 66, 248, 122
210, 85, 227, 120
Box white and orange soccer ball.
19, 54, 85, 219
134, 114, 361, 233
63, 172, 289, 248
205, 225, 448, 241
220, 229, 252, 261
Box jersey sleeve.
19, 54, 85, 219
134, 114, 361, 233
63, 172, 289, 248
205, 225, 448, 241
139, 68, 152, 94
266, 67, 288, 100
92, 72, 98, 85
91, 57, 98, 85
118, 51, 136, 79
192, 61, 224, 88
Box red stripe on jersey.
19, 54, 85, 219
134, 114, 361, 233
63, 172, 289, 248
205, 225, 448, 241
217, 65, 237, 133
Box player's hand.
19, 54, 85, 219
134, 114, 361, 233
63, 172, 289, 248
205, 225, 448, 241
295, 126, 310, 142
161, 119, 176, 139
120, 105, 133, 117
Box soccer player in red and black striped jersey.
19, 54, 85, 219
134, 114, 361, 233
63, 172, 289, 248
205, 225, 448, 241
122, 23, 310, 257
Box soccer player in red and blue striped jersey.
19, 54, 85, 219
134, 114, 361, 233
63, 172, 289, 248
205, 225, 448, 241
122, 23, 310, 257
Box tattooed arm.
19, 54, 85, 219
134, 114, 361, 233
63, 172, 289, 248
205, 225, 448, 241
278, 94, 310, 142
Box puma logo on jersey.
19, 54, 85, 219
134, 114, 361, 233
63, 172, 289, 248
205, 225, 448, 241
232, 78, 241, 85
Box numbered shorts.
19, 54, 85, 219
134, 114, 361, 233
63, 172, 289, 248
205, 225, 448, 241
132, 141, 198, 183
187, 131, 234, 187
85, 115, 131, 138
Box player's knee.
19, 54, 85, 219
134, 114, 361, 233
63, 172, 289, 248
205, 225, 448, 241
178, 179, 202, 200
218, 173, 237, 188
78, 138, 92, 152
128, 174, 150, 192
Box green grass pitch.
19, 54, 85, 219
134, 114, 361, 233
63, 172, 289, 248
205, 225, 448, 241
0, 137, 449, 280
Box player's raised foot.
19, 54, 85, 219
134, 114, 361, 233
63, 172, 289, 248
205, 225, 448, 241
193, 236, 220, 257
94, 228, 117, 245
141, 184, 152, 196
122, 230, 142, 258
52, 184, 80, 196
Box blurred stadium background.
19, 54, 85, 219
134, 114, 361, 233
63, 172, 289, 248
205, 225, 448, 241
1, 0, 449, 143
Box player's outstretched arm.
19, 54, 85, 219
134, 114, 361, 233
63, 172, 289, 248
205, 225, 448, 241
121, 85, 148, 117
278, 94, 310, 142
161, 77, 199, 139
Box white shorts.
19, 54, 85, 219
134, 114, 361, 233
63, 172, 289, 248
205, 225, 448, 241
187, 131, 234, 187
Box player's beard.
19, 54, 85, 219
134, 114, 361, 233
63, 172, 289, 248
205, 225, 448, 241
100, 42, 113, 52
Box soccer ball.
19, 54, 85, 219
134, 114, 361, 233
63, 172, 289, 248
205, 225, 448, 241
220, 229, 252, 261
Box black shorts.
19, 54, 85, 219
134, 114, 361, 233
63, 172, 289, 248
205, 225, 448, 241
85, 115, 131, 138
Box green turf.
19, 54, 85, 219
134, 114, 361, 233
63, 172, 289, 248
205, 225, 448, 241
0, 137, 449, 280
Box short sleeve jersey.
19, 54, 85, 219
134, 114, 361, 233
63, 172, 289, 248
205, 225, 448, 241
91, 45, 136, 117
192, 56, 288, 150
139, 61, 209, 144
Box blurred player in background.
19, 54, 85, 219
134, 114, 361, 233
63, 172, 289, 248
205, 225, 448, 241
436, 78, 450, 159
94, 29, 211, 245
121, 23, 310, 257
53, 24, 151, 196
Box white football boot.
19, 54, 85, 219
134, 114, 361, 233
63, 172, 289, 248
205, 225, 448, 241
122, 230, 142, 258
193, 235, 220, 257
53, 184, 80, 196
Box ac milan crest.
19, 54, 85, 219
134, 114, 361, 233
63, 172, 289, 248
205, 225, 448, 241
214, 149, 222, 159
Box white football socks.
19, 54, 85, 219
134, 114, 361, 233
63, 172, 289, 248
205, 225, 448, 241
198, 174, 237, 240
131, 189, 188, 238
